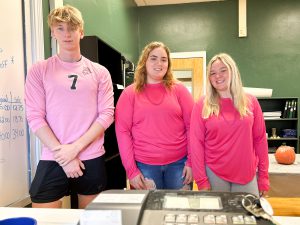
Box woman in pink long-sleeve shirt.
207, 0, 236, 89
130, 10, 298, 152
190, 53, 269, 197
115, 42, 194, 190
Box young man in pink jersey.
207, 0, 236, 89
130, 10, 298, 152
25, 5, 114, 208
190, 53, 269, 196
115, 42, 194, 190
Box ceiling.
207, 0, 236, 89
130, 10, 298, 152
134, 0, 225, 7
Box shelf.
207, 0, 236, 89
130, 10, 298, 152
264, 118, 298, 121
268, 138, 298, 141
258, 97, 299, 153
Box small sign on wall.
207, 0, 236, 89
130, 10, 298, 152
239, 0, 247, 37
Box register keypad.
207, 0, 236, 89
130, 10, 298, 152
164, 213, 257, 225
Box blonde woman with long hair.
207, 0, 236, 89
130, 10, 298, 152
190, 53, 269, 196
115, 42, 194, 190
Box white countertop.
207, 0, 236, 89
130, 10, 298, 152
274, 216, 300, 225
1, 207, 300, 225
269, 154, 300, 174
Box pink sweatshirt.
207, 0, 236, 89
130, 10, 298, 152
190, 95, 269, 191
25, 55, 114, 160
115, 82, 194, 179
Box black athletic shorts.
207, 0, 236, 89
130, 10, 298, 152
29, 155, 106, 203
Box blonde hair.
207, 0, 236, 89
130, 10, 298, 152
202, 53, 249, 118
48, 5, 84, 31
134, 41, 176, 92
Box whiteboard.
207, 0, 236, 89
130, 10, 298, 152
0, 0, 29, 206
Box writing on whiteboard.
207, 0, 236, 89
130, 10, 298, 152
0, 47, 15, 69
0, 92, 25, 142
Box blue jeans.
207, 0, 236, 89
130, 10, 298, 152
136, 157, 188, 189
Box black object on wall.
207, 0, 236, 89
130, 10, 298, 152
80, 36, 126, 190
80, 35, 124, 86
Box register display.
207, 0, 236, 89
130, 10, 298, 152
163, 195, 222, 210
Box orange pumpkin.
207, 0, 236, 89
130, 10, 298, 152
275, 144, 296, 165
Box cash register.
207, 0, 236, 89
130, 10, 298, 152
83, 190, 276, 225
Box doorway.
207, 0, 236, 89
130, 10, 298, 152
170, 52, 206, 100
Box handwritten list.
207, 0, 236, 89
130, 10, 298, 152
0, 92, 25, 143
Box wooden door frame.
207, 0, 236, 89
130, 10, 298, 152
170, 51, 206, 95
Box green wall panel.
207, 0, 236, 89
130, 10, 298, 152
138, 0, 236, 54
44, 0, 139, 62
138, 0, 300, 98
